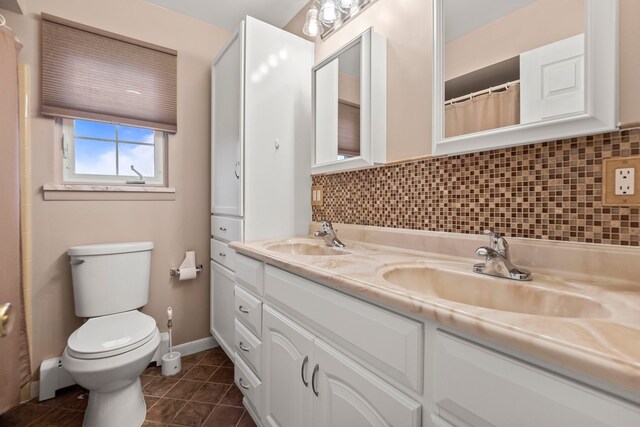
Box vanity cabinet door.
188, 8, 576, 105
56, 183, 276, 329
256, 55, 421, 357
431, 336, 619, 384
312, 339, 421, 427
211, 261, 235, 358
262, 305, 314, 427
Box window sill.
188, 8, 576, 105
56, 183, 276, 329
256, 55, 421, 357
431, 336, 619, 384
43, 184, 176, 201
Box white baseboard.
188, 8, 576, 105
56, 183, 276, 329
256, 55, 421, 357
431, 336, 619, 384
172, 336, 218, 356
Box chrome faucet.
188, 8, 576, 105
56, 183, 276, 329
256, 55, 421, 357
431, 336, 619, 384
313, 221, 345, 248
473, 230, 532, 281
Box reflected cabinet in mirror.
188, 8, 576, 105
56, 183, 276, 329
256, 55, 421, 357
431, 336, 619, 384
433, 0, 619, 156
312, 28, 387, 174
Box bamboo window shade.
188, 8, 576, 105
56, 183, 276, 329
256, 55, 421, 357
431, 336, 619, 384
41, 13, 177, 133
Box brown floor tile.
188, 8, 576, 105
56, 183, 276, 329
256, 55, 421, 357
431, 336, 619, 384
142, 421, 168, 426
191, 383, 230, 405
145, 398, 187, 423
184, 365, 217, 382
62, 411, 85, 427
143, 365, 163, 376
141, 374, 157, 388
143, 376, 180, 397
218, 384, 244, 408
202, 405, 244, 427
199, 349, 230, 367
165, 380, 204, 400
0, 403, 52, 426
222, 358, 235, 368
181, 350, 208, 365
144, 395, 160, 411
31, 407, 82, 427
59, 391, 88, 412
171, 401, 216, 427
236, 411, 257, 427
208, 367, 234, 385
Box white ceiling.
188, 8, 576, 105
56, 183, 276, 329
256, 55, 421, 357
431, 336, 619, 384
146, 0, 309, 31
445, 0, 538, 42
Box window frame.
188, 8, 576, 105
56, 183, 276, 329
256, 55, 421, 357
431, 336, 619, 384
61, 118, 166, 186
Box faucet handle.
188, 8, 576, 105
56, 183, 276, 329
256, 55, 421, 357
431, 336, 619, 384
483, 229, 501, 248
484, 229, 510, 259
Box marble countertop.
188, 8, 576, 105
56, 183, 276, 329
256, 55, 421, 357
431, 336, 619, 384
230, 236, 640, 399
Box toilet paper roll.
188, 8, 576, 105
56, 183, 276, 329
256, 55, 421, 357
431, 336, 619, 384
178, 267, 197, 281
178, 251, 197, 281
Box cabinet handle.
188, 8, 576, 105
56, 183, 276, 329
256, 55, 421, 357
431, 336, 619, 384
311, 364, 319, 397
219, 252, 226, 257
301, 355, 309, 387
238, 378, 250, 390
239, 305, 249, 314
239, 341, 250, 352
219, 227, 227, 232
234, 161, 241, 179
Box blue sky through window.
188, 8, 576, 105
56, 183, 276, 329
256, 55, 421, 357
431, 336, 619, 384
73, 120, 156, 177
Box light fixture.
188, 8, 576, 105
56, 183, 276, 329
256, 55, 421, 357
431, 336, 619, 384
302, 6, 320, 37
318, 0, 338, 25
302, 0, 378, 39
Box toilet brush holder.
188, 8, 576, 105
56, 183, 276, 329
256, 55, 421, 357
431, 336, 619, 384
161, 351, 182, 376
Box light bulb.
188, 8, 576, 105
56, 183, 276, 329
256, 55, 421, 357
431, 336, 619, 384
303, 7, 320, 37
338, 0, 358, 9
318, 0, 338, 25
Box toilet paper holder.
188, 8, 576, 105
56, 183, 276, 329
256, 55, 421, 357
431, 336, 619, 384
169, 264, 203, 277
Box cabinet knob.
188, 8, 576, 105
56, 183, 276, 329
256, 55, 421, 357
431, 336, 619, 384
301, 355, 309, 387
239, 341, 250, 352
238, 378, 250, 390
239, 305, 249, 314
312, 364, 319, 397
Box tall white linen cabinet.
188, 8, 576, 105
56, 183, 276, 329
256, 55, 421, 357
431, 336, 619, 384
210, 16, 313, 358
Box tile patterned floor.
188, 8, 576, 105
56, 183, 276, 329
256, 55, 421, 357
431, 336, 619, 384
0, 348, 257, 427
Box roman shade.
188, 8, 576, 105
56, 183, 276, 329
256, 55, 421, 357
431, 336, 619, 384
41, 13, 177, 133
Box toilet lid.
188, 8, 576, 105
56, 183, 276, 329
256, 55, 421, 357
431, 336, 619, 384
67, 310, 157, 359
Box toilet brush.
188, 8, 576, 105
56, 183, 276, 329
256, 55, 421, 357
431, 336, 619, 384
161, 306, 182, 376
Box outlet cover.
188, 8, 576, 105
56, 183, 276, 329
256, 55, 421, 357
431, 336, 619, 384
603, 156, 640, 206
311, 185, 323, 206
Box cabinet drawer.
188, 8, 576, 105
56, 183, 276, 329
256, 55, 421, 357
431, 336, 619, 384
264, 265, 423, 393
235, 286, 262, 338
234, 319, 262, 378
236, 254, 264, 296
235, 353, 262, 417
211, 215, 243, 242
211, 239, 236, 271
434, 331, 640, 427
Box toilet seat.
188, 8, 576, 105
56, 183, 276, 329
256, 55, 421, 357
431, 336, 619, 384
67, 310, 157, 360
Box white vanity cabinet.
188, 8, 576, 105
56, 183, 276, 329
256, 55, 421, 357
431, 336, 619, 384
232, 252, 640, 427
210, 16, 313, 358
262, 303, 421, 427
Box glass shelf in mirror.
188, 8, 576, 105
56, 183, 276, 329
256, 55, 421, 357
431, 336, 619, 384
432, 0, 619, 156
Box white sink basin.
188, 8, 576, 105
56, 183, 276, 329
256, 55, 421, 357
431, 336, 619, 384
382, 265, 610, 318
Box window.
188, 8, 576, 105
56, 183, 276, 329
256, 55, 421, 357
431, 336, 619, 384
62, 119, 165, 185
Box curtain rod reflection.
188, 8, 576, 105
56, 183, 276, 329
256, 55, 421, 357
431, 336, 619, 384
445, 79, 520, 106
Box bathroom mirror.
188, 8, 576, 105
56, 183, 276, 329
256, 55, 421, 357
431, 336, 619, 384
432, 0, 619, 156
312, 28, 386, 174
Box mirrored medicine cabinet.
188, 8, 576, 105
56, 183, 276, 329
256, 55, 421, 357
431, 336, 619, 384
312, 28, 387, 174
432, 0, 619, 156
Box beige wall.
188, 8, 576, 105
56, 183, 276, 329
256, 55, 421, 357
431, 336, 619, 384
2, 0, 230, 379
445, 0, 584, 80
286, 0, 640, 161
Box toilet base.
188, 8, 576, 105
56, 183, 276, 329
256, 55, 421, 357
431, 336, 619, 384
83, 378, 146, 427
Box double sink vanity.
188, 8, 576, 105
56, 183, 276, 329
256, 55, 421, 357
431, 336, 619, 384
220, 224, 640, 427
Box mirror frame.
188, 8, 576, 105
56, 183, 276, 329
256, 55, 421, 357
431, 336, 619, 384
432, 0, 619, 156
312, 28, 387, 175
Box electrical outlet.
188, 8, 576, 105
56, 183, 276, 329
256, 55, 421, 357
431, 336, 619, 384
615, 168, 635, 195
311, 185, 323, 206
603, 156, 640, 206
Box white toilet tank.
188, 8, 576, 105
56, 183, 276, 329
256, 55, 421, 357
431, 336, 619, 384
68, 242, 154, 317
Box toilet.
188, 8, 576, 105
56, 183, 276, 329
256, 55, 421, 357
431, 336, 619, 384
61, 242, 160, 427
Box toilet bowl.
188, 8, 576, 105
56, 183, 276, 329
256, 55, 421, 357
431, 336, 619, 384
62, 310, 160, 427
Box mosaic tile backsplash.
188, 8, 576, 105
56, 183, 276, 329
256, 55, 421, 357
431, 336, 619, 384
312, 129, 640, 246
